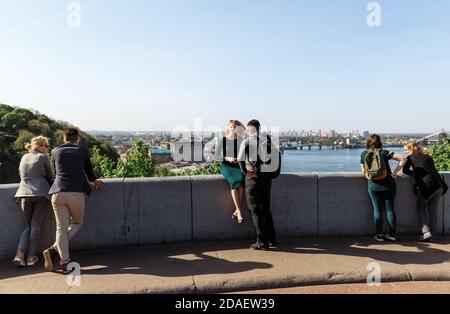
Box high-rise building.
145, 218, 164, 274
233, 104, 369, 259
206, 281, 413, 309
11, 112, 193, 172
330, 130, 336, 138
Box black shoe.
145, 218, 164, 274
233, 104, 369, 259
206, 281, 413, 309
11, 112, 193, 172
43, 247, 58, 272
250, 243, 270, 251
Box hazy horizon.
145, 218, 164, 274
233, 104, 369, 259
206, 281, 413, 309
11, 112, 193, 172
1, 0, 449, 133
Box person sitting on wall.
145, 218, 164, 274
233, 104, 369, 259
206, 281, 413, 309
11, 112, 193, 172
217, 120, 246, 224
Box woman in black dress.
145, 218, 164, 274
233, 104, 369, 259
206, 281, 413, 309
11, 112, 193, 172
219, 120, 246, 223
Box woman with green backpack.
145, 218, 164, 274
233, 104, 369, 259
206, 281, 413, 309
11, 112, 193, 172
360, 134, 405, 242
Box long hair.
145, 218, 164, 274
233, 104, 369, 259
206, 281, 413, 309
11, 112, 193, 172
224, 120, 245, 139
25, 136, 49, 153
405, 140, 431, 156
366, 134, 383, 150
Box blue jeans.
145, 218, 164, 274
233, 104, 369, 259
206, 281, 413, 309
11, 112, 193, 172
368, 189, 397, 235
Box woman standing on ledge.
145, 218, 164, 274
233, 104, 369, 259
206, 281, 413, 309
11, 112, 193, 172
361, 134, 404, 242
219, 120, 246, 224
13, 136, 53, 267
402, 140, 448, 242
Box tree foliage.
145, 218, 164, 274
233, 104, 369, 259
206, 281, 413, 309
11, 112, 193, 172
91, 141, 221, 179
0, 103, 119, 183
430, 138, 450, 171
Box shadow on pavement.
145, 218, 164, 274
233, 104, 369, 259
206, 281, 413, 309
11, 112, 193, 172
271, 237, 450, 266
0, 241, 273, 280
1, 238, 450, 281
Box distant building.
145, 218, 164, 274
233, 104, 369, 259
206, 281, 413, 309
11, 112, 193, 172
330, 130, 336, 138
346, 138, 360, 146
363, 131, 370, 138
171, 140, 205, 163
149, 147, 173, 164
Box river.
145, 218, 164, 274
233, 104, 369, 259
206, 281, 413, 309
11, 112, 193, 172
281, 147, 404, 173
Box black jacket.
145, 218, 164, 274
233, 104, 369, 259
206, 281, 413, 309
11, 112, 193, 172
403, 153, 448, 199
48, 143, 97, 196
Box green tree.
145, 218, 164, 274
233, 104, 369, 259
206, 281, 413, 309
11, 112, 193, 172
0, 103, 121, 184
12, 130, 35, 151
28, 119, 51, 135
1, 110, 29, 132
115, 140, 155, 178
154, 166, 175, 177
53, 130, 65, 146
430, 139, 450, 171
91, 146, 115, 178
177, 161, 221, 176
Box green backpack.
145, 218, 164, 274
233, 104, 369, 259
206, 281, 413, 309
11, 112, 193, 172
364, 148, 388, 180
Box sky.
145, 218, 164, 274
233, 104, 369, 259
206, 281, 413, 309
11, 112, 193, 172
0, 0, 449, 133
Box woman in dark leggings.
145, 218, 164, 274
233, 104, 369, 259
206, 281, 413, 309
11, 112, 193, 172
360, 134, 404, 242
402, 140, 448, 242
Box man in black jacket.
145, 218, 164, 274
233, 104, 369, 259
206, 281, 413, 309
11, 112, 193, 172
43, 128, 104, 273
238, 120, 277, 250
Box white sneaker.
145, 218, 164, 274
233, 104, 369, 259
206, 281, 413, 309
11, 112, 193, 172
383, 234, 397, 242
13, 254, 26, 267
374, 234, 385, 242
26, 256, 39, 266
419, 232, 433, 242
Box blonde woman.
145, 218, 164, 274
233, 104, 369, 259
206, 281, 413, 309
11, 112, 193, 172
220, 120, 246, 223
13, 136, 53, 267
403, 140, 448, 242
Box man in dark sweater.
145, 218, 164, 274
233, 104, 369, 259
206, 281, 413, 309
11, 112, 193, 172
238, 120, 277, 250
43, 128, 104, 273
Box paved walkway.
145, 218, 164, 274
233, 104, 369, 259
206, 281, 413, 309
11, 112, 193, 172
1, 238, 450, 294
236, 281, 450, 294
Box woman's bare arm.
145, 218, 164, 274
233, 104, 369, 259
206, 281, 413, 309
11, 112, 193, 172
392, 153, 405, 177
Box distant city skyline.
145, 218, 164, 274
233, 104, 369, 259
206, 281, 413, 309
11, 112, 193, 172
1, 0, 449, 133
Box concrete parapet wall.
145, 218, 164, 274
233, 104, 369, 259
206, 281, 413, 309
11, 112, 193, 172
1, 173, 448, 259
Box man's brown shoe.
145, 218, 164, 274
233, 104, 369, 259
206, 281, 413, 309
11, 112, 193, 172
43, 247, 58, 272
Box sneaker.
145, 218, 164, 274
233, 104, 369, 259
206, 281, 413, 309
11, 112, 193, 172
419, 232, 433, 242
383, 234, 397, 242
374, 234, 385, 242
26, 256, 39, 267
60, 262, 76, 274
269, 240, 278, 247
250, 243, 270, 251
43, 247, 58, 272
13, 252, 26, 268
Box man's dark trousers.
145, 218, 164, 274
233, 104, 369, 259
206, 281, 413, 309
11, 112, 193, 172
245, 176, 276, 246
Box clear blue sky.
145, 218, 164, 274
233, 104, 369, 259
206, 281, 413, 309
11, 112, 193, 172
0, 0, 449, 133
